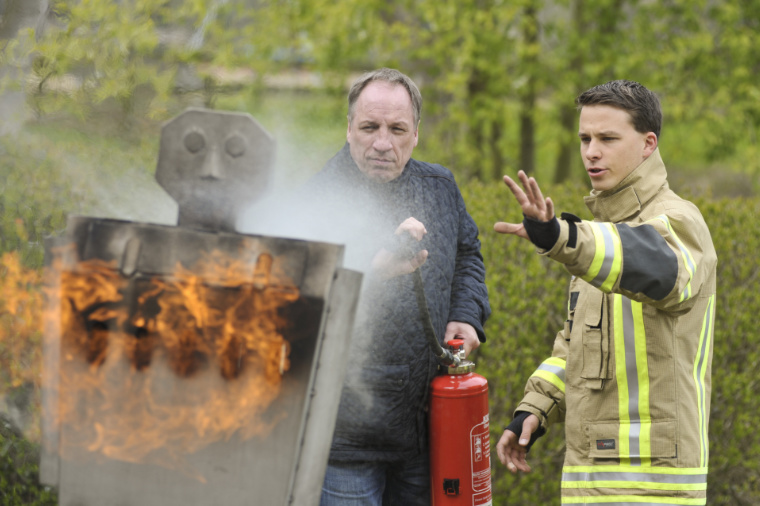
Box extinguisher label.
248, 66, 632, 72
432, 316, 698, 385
470, 415, 492, 506
473, 491, 492, 506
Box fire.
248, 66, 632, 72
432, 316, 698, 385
45, 246, 300, 471
0, 251, 44, 439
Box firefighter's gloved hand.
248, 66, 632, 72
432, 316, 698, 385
372, 217, 428, 279
523, 214, 560, 250
496, 411, 545, 474
506, 411, 546, 453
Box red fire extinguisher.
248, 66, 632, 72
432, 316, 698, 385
407, 257, 492, 506
429, 338, 492, 506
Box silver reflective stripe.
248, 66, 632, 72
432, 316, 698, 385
591, 224, 616, 288
562, 471, 707, 484
621, 296, 641, 464
562, 502, 700, 506
537, 362, 566, 382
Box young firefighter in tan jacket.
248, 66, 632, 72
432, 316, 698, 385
494, 80, 717, 505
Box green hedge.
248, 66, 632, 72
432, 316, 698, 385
462, 179, 760, 505
0, 416, 56, 505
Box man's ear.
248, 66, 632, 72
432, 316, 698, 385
643, 131, 658, 158
346, 115, 352, 142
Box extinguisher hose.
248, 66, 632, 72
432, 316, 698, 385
412, 268, 459, 367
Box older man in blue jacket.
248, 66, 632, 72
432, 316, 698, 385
313, 68, 491, 506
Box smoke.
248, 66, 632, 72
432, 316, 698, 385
236, 140, 403, 426
0, 92, 29, 137
238, 181, 387, 275
86, 164, 178, 226
236, 117, 388, 275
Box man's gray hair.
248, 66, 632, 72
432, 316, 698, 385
347, 68, 422, 125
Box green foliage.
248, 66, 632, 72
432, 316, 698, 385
0, 136, 70, 268
0, 418, 57, 505
462, 180, 760, 504
5, 0, 757, 186
28, 0, 206, 122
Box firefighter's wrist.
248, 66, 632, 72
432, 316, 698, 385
522, 215, 560, 250
505, 411, 546, 453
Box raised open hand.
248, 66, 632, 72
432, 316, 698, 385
494, 170, 555, 240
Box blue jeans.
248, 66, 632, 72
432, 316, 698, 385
320, 452, 431, 506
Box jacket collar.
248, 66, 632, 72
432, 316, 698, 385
583, 148, 669, 222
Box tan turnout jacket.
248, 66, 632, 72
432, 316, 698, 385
517, 149, 717, 505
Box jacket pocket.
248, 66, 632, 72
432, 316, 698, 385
587, 420, 678, 459
580, 289, 610, 383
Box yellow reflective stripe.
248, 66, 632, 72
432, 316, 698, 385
531, 357, 567, 393
544, 356, 567, 369
533, 370, 565, 393
582, 223, 622, 292
614, 296, 652, 464
693, 294, 715, 466
563, 465, 708, 475
562, 466, 708, 504
633, 300, 652, 466
655, 215, 696, 302
583, 222, 608, 282
562, 496, 706, 505
562, 480, 706, 491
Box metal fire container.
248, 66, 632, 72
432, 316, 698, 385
40, 109, 362, 506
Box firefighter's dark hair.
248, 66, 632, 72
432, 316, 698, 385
576, 80, 662, 139
347, 68, 422, 126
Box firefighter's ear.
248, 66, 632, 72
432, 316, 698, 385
643, 132, 657, 158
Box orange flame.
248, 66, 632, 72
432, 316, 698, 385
0, 252, 44, 440
46, 246, 300, 472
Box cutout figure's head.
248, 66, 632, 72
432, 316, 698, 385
156, 108, 275, 232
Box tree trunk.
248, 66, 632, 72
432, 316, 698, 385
519, 95, 536, 176
518, 4, 538, 176
490, 117, 505, 180
553, 0, 583, 183
553, 104, 577, 183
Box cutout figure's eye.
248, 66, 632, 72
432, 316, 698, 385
184, 131, 205, 153
225, 134, 246, 158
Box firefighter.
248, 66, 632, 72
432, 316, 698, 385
494, 80, 717, 505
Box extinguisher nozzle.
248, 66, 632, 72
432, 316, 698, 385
438, 349, 460, 367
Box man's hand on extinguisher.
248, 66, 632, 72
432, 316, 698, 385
496, 413, 540, 474
444, 321, 480, 357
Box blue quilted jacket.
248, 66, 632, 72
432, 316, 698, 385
310, 144, 491, 462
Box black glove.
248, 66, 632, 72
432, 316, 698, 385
505, 411, 546, 453
522, 215, 560, 250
